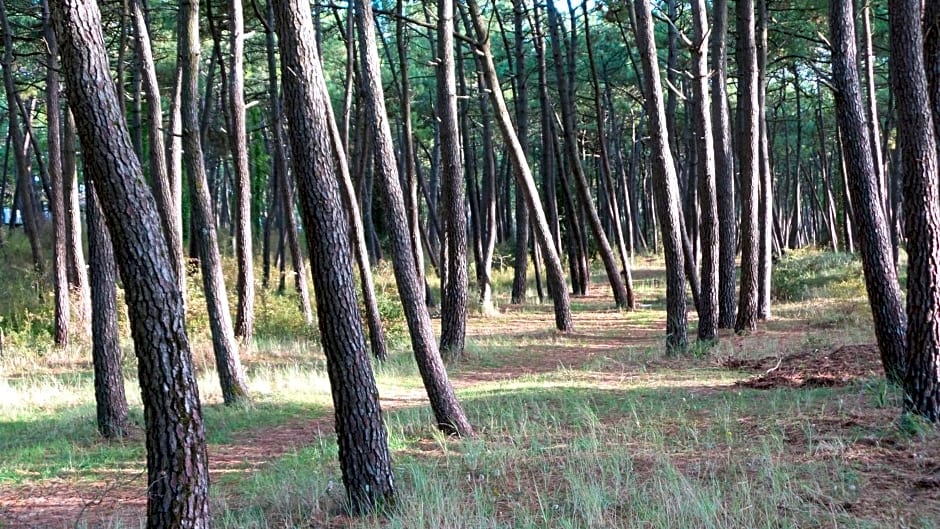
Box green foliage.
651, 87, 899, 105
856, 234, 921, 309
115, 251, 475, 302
771, 248, 866, 302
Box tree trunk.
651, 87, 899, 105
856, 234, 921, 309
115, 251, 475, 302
890, 0, 940, 420
86, 183, 130, 439
756, 0, 773, 320
437, 0, 470, 357
734, 0, 760, 333
831, 0, 907, 385
711, 0, 736, 328
0, 0, 43, 273
353, 0, 473, 435
548, 2, 631, 308
466, 0, 573, 333
272, 0, 396, 510
62, 109, 90, 335
45, 2, 69, 347
633, 0, 688, 352
585, 4, 635, 309
179, 0, 248, 404
510, 0, 530, 306
690, 0, 718, 341
230, 0, 255, 341
53, 0, 211, 523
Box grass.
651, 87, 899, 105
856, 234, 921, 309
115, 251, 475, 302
2, 239, 937, 528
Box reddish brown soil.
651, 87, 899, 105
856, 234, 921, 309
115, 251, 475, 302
726, 343, 882, 389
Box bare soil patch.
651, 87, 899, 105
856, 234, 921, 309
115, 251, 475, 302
725, 343, 882, 389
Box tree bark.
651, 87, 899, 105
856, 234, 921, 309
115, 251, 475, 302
711, 0, 736, 328
228, 0, 255, 342
353, 0, 473, 435
756, 0, 773, 320
53, 0, 211, 523
62, 108, 90, 336
889, 0, 940, 420
273, 0, 396, 510
690, 0, 718, 341
831, 0, 907, 385
633, 0, 688, 352
45, 1, 69, 347
179, 0, 249, 404
734, 0, 760, 333
87, 183, 130, 439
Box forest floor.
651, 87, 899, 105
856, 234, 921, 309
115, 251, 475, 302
2, 252, 939, 528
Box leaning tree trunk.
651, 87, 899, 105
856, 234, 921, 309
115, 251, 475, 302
690, 0, 718, 341
53, 0, 211, 524
179, 0, 249, 404
830, 0, 907, 385
633, 0, 688, 353
711, 0, 736, 329
273, 0, 396, 511
0, 0, 42, 273
889, 0, 940, 421
86, 183, 130, 439
466, 0, 573, 333
352, 0, 473, 436
734, 0, 760, 333
131, 0, 180, 289
548, 2, 631, 309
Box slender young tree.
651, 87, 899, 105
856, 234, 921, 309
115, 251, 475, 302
62, 108, 91, 336
734, 0, 760, 333
889, 0, 940, 421
230, 0, 255, 341
466, 0, 573, 332
273, 0, 396, 510
178, 0, 249, 404
131, 0, 180, 287
690, 0, 718, 341
711, 0, 736, 328
53, 0, 211, 523
830, 0, 906, 385
45, 1, 69, 347
756, 0, 772, 320
633, 0, 688, 352
353, 0, 473, 435
438, 0, 470, 357
86, 183, 130, 439
548, 1, 631, 309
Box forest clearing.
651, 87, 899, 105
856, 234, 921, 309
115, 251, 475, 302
2, 247, 937, 528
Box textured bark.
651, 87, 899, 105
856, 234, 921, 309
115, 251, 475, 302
548, 2, 630, 309
53, 0, 211, 524
831, 0, 907, 385
467, 0, 572, 332
438, 0, 469, 357
62, 109, 90, 336
179, 0, 249, 404
230, 0, 255, 342
864, 3, 888, 214
273, 0, 396, 511
510, 0, 529, 306
756, 0, 773, 320
734, 0, 760, 333
633, 0, 687, 352
45, 3, 69, 347
87, 184, 130, 439
690, 0, 718, 341
711, 0, 736, 328
354, 0, 472, 435
130, 0, 180, 291
889, 0, 940, 420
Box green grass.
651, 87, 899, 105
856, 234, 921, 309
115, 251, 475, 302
2, 245, 935, 528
